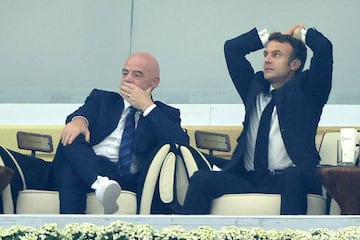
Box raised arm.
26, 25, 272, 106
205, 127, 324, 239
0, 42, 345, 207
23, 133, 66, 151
224, 28, 264, 102
305, 27, 333, 104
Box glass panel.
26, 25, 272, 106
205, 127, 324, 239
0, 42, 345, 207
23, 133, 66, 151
0, 0, 359, 104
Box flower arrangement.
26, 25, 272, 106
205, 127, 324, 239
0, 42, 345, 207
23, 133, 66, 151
0, 220, 359, 240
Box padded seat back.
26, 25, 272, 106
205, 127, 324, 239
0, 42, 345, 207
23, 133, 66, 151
0, 146, 26, 213
175, 145, 211, 205
0, 151, 15, 213
138, 144, 174, 214
318, 132, 339, 166
138, 143, 212, 214
318, 131, 360, 166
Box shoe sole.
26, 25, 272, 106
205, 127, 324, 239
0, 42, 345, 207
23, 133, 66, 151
102, 182, 121, 214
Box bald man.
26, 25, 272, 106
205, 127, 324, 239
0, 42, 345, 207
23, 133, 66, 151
52, 52, 189, 214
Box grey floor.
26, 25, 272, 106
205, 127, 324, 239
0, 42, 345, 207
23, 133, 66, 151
1, 215, 360, 231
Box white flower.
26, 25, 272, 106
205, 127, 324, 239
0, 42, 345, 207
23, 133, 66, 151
1, 221, 360, 240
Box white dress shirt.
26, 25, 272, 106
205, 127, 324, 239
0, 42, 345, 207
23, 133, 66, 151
243, 29, 308, 171
90, 99, 156, 173
243, 88, 295, 171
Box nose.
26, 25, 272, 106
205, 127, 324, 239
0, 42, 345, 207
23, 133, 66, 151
264, 54, 271, 63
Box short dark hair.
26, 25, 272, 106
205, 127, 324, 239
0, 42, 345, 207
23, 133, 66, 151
268, 32, 307, 74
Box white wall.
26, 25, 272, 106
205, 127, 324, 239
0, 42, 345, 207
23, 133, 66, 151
0, 104, 359, 127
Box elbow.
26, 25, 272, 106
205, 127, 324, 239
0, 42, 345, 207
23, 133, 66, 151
180, 132, 190, 145
224, 40, 232, 57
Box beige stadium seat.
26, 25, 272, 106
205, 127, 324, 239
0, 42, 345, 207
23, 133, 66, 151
15, 190, 137, 214
2, 134, 183, 215
211, 193, 326, 215
211, 131, 359, 215
16, 190, 59, 214
0, 135, 137, 215
137, 143, 211, 214
193, 131, 328, 215
85, 191, 137, 214
12, 143, 199, 215
160, 144, 212, 209
135, 142, 213, 214
137, 144, 175, 214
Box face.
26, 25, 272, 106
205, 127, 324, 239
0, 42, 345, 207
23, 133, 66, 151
121, 53, 160, 91
263, 41, 299, 88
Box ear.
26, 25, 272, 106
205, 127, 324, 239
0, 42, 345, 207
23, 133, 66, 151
150, 77, 160, 91
290, 59, 301, 71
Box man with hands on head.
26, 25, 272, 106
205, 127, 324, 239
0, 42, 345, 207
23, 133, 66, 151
52, 52, 189, 214
180, 24, 333, 215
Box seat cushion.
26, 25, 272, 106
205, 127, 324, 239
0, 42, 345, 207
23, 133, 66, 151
86, 190, 137, 214
211, 193, 326, 215
16, 190, 60, 214
211, 193, 281, 215
16, 189, 137, 214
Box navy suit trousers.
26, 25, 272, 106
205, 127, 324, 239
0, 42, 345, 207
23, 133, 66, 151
182, 167, 321, 215
52, 135, 138, 213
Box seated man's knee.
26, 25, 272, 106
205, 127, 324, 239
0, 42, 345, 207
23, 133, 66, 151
190, 169, 210, 179
63, 134, 88, 148
189, 170, 214, 188
59, 134, 89, 158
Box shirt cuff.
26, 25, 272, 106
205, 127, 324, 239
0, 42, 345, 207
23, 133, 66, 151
300, 28, 307, 44
71, 116, 89, 126
258, 29, 270, 46
142, 104, 157, 116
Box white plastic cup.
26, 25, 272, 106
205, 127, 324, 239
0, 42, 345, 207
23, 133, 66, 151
338, 128, 358, 165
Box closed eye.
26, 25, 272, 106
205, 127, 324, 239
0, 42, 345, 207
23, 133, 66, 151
122, 69, 129, 77
133, 71, 143, 78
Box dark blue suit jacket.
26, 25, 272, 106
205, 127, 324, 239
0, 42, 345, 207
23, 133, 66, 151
60, 88, 189, 170
223, 28, 333, 184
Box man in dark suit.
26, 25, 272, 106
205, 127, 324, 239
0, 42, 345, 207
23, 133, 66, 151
52, 52, 189, 214
181, 24, 333, 214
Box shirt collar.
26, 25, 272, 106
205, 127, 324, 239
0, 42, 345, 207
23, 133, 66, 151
123, 99, 132, 110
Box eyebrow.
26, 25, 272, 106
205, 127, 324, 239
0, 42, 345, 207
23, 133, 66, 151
264, 49, 282, 54
264, 49, 284, 57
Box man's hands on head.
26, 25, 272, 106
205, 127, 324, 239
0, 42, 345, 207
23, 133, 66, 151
61, 117, 90, 146
120, 82, 154, 111
283, 24, 305, 39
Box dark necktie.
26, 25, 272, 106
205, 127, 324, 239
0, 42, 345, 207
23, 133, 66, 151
254, 90, 277, 173
118, 106, 137, 176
